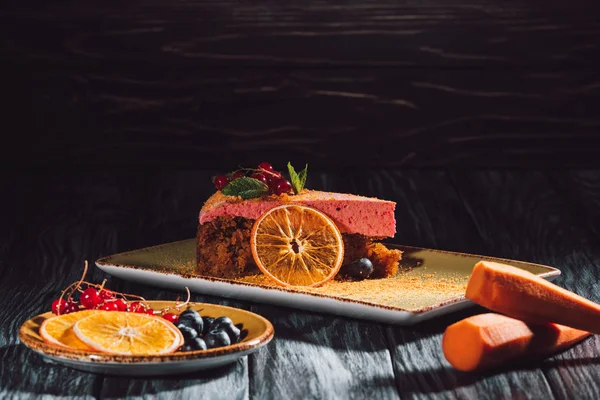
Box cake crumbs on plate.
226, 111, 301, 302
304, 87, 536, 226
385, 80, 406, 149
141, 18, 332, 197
237, 271, 468, 310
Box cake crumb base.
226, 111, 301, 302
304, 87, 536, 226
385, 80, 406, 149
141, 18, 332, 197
197, 216, 402, 280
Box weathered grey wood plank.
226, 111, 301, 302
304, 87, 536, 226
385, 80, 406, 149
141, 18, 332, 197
248, 307, 399, 400
3, 169, 600, 399
538, 171, 600, 400
547, 171, 600, 244
450, 171, 600, 400
0, 171, 251, 399
366, 171, 554, 399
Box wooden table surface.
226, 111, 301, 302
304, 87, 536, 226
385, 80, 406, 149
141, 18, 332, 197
2, 0, 600, 397
2, 168, 600, 399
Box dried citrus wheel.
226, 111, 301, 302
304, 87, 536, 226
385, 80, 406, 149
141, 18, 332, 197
250, 204, 344, 287
73, 312, 183, 355
40, 310, 99, 350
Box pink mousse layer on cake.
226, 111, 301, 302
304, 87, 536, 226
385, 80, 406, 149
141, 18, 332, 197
199, 189, 396, 238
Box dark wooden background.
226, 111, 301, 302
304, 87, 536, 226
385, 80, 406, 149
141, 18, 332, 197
2, 0, 600, 398
1, 0, 599, 169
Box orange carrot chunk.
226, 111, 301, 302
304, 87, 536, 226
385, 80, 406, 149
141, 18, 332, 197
442, 313, 591, 372
466, 261, 600, 333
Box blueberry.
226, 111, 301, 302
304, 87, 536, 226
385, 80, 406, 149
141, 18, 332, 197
203, 329, 231, 349
213, 316, 241, 343
177, 325, 198, 342
202, 317, 215, 335
178, 309, 203, 334
340, 258, 373, 281
235, 323, 247, 342
180, 337, 207, 352
189, 337, 207, 351
213, 316, 233, 328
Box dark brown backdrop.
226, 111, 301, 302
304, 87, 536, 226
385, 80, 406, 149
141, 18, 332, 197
2, 0, 599, 170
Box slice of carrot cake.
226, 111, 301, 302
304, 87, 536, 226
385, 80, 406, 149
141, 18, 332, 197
196, 162, 402, 281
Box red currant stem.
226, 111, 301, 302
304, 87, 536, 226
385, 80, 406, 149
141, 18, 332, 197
157, 287, 192, 315
75, 260, 89, 291
174, 287, 191, 310
84, 283, 148, 304
114, 292, 149, 306
56, 280, 80, 315
82, 281, 113, 294
231, 167, 281, 180
260, 169, 281, 179
63, 281, 81, 302
55, 264, 192, 316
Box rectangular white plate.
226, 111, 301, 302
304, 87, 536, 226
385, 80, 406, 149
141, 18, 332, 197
96, 239, 560, 325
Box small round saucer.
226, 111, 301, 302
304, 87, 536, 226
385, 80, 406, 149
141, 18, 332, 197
19, 301, 274, 376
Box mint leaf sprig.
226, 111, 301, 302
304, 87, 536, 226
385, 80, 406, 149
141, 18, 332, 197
287, 162, 308, 194
221, 177, 270, 199
214, 162, 308, 198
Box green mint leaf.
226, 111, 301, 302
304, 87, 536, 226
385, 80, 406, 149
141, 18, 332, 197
298, 164, 308, 192
287, 162, 308, 194
222, 177, 269, 199
287, 162, 300, 194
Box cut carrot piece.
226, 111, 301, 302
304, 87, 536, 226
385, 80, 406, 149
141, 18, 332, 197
442, 313, 591, 372
466, 261, 600, 333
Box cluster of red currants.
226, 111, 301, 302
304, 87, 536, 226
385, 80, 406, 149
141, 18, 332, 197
213, 162, 293, 196
51, 288, 180, 324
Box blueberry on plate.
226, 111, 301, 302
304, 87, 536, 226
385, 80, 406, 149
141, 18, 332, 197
181, 344, 194, 352
203, 329, 231, 349
212, 316, 233, 328
213, 316, 241, 343
340, 258, 373, 281
178, 309, 204, 334
177, 325, 198, 342
201, 316, 215, 335
187, 337, 207, 351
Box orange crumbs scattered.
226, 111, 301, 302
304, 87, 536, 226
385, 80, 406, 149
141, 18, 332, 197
237, 270, 468, 310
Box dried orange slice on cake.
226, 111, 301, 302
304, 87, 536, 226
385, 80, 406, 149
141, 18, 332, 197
250, 204, 344, 287
73, 312, 183, 355
40, 310, 98, 350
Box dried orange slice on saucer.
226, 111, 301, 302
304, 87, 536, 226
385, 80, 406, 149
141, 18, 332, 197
73, 312, 183, 355
39, 310, 99, 350
250, 204, 344, 287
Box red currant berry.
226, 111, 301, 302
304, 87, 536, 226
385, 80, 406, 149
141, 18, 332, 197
266, 173, 282, 190
80, 288, 101, 309
51, 299, 69, 315
100, 301, 119, 312
113, 298, 128, 311
250, 173, 268, 185
129, 302, 146, 313
63, 301, 80, 314
267, 171, 283, 184
145, 309, 156, 316
162, 313, 179, 324
274, 179, 293, 195
230, 171, 245, 180
99, 289, 115, 301
258, 162, 274, 172
214, 175, 229, 191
